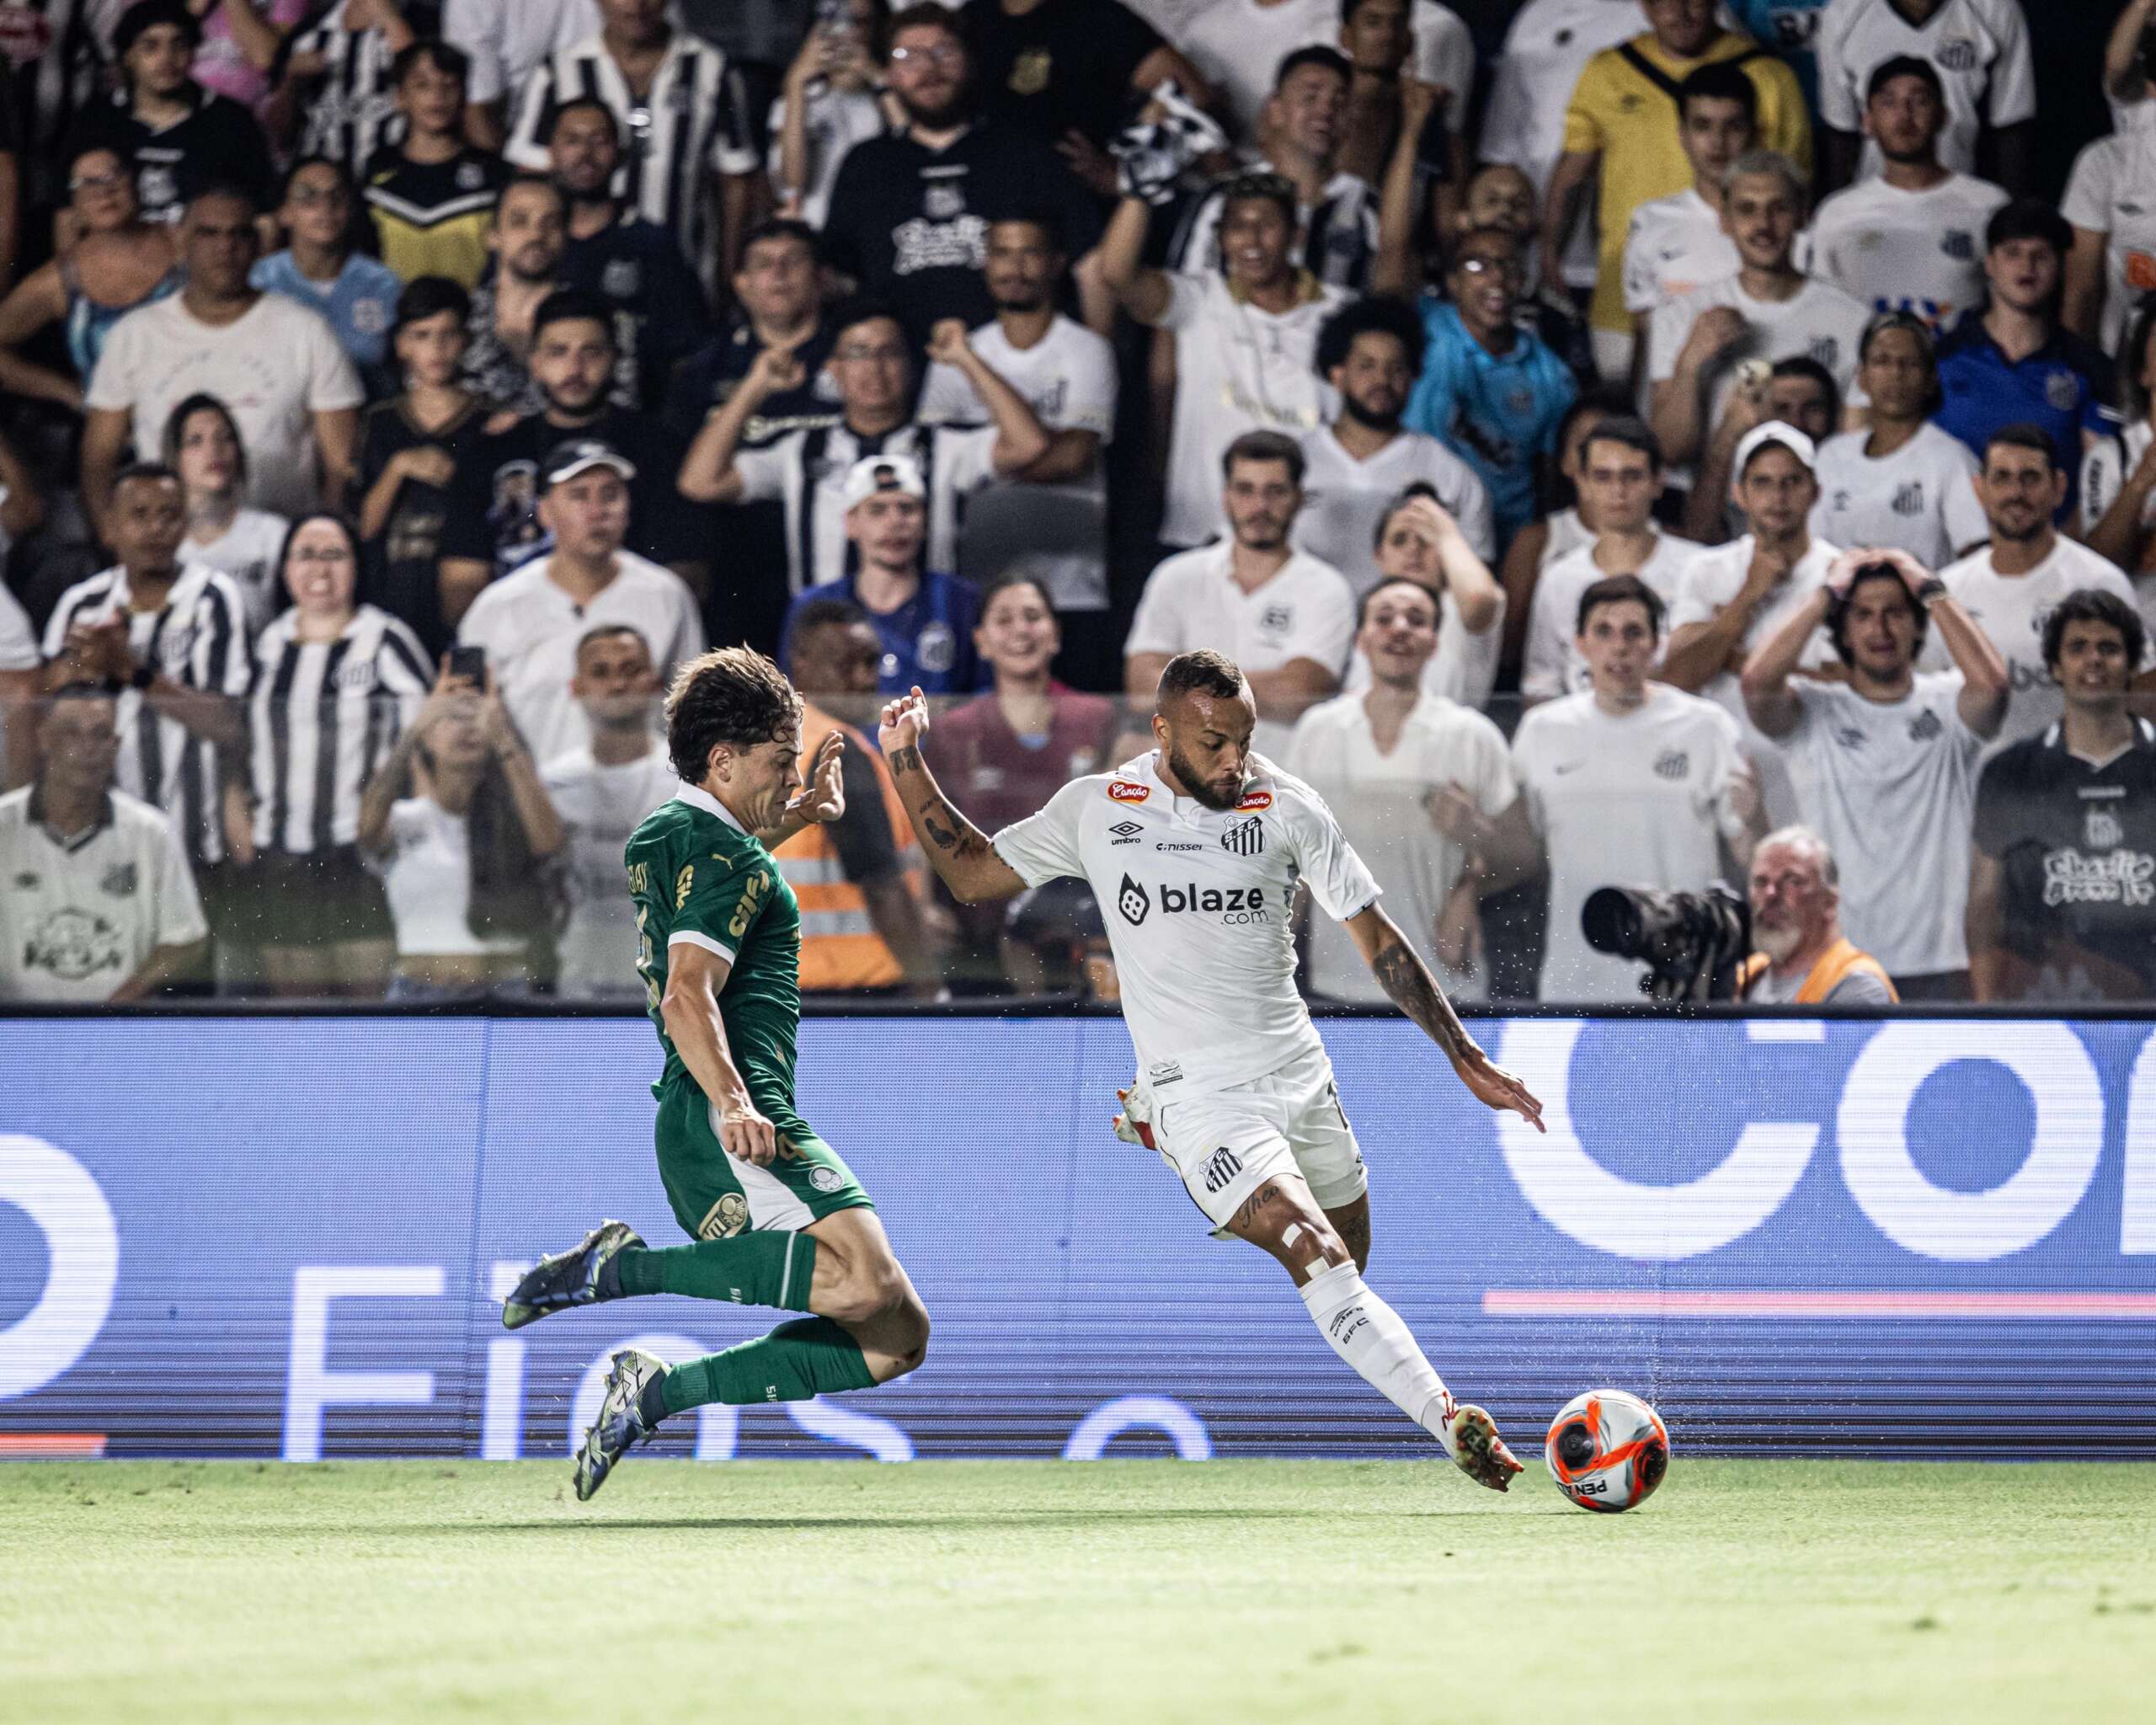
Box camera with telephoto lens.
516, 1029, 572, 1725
1581, 884, 1751, 1002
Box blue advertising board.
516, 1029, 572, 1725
2, 1015, 2151, 1461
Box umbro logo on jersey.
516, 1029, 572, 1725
1107, 779, 1150, 803
1222, 815, 1264, 856
1109, 820, 1144, 846
1908, 708, 1944, 743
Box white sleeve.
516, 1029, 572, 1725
0, 580, 36, 672
938, 425, 1001, 494
1705, 709, 1755, 841
1815, 5, 1862, 135
1940, 446, 1989, 553
732, 435, 794, 504
1477, 38, 1534, 167
1620, 211, 1660, 315
990, 774, 1092, 887
1061, 333, 1119, 441
667, 580, 707, 670
1296, 579, 1357, 676
83, 318, 143, 414
916, 360, 984, 426
1646, 294, 1691, 383
1519, 567, 1574, 701
1412, 4, 1476, 134
1469, 718, 1519, 819
456, 586, 503, 649
2060, 142, 2115, 236
1293, 791, 1382, 921
502, 55, 558, 170
1123, 565, 1187, 658
1450, 463, 1497, 562
1665, 558, 1721, 636
304, 315, 366, 411
1985, 0, 2037, 127
1509, 716, 1548, 834
1155, 271, 1209, 333
443, 0, 508, 104
152, 813, 210, 949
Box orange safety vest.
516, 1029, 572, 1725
775, 703, 926, 991
1737, 937, 1899, 1005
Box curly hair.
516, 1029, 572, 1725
664, 648, 803, 783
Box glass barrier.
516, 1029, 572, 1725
2, 686, 2147, 1010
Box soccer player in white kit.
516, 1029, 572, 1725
880, 651, 1545, 1490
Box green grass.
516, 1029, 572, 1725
3, 1459, 2151, 1722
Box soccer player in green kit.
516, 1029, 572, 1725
501, 646, 931, 1500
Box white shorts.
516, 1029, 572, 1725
1150, 1046, 1368, 1231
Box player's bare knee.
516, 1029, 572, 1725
1276, 1218, 1353, 1284
824, 1253, 909, 1327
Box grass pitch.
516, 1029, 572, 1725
3, 1459, 2150, 1723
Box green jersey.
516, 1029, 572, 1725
627, 787, 802, 1104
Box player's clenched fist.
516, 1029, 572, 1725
717, 1097, 780, 1165
878, 685, 932, 756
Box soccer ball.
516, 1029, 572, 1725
1545, 1389, 1670, 1513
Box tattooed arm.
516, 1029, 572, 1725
877, 686, 1030, 904
1344, 903, 1546, 1131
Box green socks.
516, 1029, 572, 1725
613, 1232, 817, 1311
648, 1317, 878, 1421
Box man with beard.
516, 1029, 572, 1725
1733, 826, 1897, 1004
548, 96, 709, 411
1807, 57, 2007, 331
819, 5, 1102, 340
1294, 296, 1497, 586
439, 289, 698, 619
918, 214, 1118, 664
1928, 426, 2145, 751
461, 174, 638, 417
1744, 547, 2007, 997
1403, 226, 1577, 553
1124, 430, 1357, 756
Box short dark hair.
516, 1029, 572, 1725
111, 460, 181, 496
827, 297, 905, 346
1357, 575, 1440, 629
499, 168, 568, 215
2043, 586, 2147, 673
532, 288, 616, 349
1222, 429, 1305, 483
664, 649, 803, 782
1859, 308, 1936, 368
1865, 54, 1945, 107
1579, 414, 1663, 474
1771, 355, 1841, 425
187, 180, 261, 220
1447, 224, 1521, 273
988, 209, 1066, 254
575, 622, 653, 663
1315, 294, 1427, 377
1217, 170, 1297, 226
979, 564, 1060, 627
1987, 197, 2072, 258
885, 3, 963, 56
393, 273, 472, 332
392, 37, 468, 87
1983, 422, 2060, 473
275, 511, 360, 583
115, 0, 200, 56
1576, 574, 1665, 639
1157, 649, 1245, 705
791, 596, 873, 638
1275, 45, 1352, 90
161, 393, 248, 485
1826, 564, 1929, 667
546, 95, 619, 146
1677, 61, 1759, 124
278, 153, 353, 208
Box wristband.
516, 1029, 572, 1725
1912, 576, 1947, 609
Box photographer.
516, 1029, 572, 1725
1734, 827, 1897, 1006
1742, 547, 2007, 1000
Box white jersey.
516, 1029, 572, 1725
0, 579, 36, 672
1522, 532, 1702, 700
0, 785, 207, 1003
1293, 423, 1497, 580
184, 507, 291, 634
1179, 0, 1476, 141
1929, 537, 2144, 750
1481, 0, 1652, 288
1621, 189, 1740, 318
543, 741, 681, 999
441, 0, 599, 106
1156, 270, 1349, 547
1124, 543, 1358, 756
1806, 172, 2007, 330
1816, 0, 2036, 181
1769, 673, 1983, 976
2060, 101, 2156, 355
1342, 590, 1507, 712
1284, 690, 1514, 1003
1512, 684, 1753, 1003
1810, 423, 1988, 569
991, 748, 1380, 1098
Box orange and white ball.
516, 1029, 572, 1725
1545, 1389, 1671, 1513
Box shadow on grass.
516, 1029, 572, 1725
194, 1505, 1529, 1536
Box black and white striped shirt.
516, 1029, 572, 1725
291, 2, 411, 172
248, 604, 430, 856
41, 563, 252, 868
1166, 168, 1380, 291
504, 29, 758, 277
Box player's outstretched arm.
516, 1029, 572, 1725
661, 943, 782, 1165
1344, 903, 1545, 1134
878, 686, 1029, 904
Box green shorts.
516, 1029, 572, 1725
651, 1072, 873, 1241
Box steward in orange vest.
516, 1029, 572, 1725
1735, 937, 1897, 1004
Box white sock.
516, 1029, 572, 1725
1298, 1261, 1459, 1454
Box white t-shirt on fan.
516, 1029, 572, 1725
1766, 673, 1984, 976
1929, 536, 2143, 751
1622, 188, 1739, 319
2080, 419, 2156, 636
991, 746, 1381, 1099
1806, 172, 2008, 330
1179, 0, 1476, 142
1816, 0, 2036, 183
1521, 531, 1703, 700
2060, 99, 2156, 355
543, 741, 681, 999
186, 507, 292, 633
1809, 423, 1987, 570
1283, 689, 1515, 1003
1512, 682, 1753, 1003
1293, 423, 1497, 575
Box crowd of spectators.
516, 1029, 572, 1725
0, 0, 2153, 1010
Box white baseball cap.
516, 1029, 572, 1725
841, 454, 926, 510
1733, 419, 1817, 480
